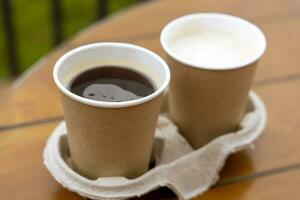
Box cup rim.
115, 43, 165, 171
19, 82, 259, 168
53, 42, 170, 108
160, 13, 267, 71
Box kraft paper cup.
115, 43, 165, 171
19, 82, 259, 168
161, 13, 266, 148
53, 43, 170, 179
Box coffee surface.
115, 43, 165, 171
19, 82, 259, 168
70, 66, 155, 102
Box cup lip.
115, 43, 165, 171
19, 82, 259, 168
53, 42, 170, 108
160, 13, 267, 71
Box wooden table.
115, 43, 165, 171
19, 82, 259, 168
1, 0, 300, 199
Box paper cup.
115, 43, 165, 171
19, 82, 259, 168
161, 13, 266, 148
53, 43, 170, 179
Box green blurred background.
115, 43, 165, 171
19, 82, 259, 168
0, 0, 138, 81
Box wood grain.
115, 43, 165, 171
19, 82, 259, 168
219, 79, 300, 179
0, 47, 68, 126
0, 122, 81, 200
1, 0, 300, 199
68, 0, 300, 43
0, 122, 173, 200
0, 118, 299, 200
0, 119, 299, 200
196, 168, 300, 200
1, 0, 300, 127
1, 77, 300, 178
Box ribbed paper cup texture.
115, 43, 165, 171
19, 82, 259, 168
53, 43, 170, 179
161, 13, 266, 148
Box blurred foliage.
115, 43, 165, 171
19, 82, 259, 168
0, 0, 138, 80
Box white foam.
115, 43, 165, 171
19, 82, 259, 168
169, 29, 258, 69
161, 14, 266, 70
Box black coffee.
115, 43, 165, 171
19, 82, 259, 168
69, 66, 155, 102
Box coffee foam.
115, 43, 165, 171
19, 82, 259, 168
165, 17, 265, 69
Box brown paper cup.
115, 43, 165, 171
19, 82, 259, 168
53, 43, 170, 179
161, 13, 266, 148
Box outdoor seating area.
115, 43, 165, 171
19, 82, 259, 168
1, 0, 300, 199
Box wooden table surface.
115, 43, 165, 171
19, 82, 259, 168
1, 0, 300, 199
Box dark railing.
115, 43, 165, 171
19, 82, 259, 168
50, 0, 63, 46
1, 0, 18, 76
0, 0, 146, 77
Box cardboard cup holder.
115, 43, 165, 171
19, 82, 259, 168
44, 91, 266, 200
